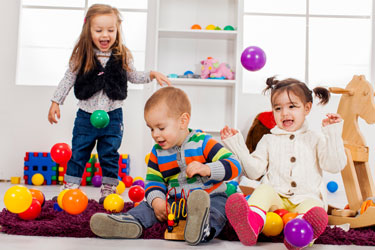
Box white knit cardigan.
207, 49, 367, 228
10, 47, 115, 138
222, 121, 347, 209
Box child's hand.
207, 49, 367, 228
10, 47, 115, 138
220, 125, 238, 140
152, 197, 168, 222
186, 161, 211, 178
150, 71, 171, 86
322, 113, 342, 127
48, 102, 61, 124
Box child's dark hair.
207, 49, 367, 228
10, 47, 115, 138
263, 77, 330, 105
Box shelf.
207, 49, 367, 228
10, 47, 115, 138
158, 29, 237, 40
169, 78, 235, 87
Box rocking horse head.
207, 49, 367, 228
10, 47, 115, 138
329, 75, 375, 146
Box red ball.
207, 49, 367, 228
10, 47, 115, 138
18, 198, 42, 220
123, 175, 133, 188
273, 209, 289, 218
50, 143, 72, 164
128, 185, 145, 203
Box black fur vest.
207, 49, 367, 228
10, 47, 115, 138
74, 54, 128, 101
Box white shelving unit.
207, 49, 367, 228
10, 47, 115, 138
145, 0, 243, 139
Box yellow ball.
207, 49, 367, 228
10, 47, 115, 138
132, 176, 145, 182
116, 181, 126, 194
4, 185, 33, 214
205, 24, 216, 30
103, 194, 124, 212
168, 213, 175, 221
31, 173, 44, 186
57, 189, 69, 209
262, 212, 283, 236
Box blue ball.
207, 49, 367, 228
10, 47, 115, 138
183, 70, 194, 75
327, 181, 338, 193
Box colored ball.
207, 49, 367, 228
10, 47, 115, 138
284, 218, 314, 248
18, 198, 42, 220
133, 176, 145, 182
62, 189, 88, 215
225, 183, 237, 197
116, 181, 126, 194
103, 194, 124, 212
31, 173, 44, 186
241, 46, 266, 71
273, 209, 289, 219
29, 188, 45, 207
228, 180, 239, 187
92, 175, 102, 187
128, 185, 145, 203
57, 189, 69, 209
224, 25, 235, 31
50, 143, 72, 164
205, 24, 216, 30
214, 26, 221, 30
327, 181, 338, 193
90, 110, 110, 129
282, 212, 298, 225
4, 185, 33, 214
132, 179, 145, 188
263, 212, 284, 236
191, 24, 202, 30
123, 175, 133, 188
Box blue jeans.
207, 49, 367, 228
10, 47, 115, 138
65, 108, 123, 186
128, 193, 228, 240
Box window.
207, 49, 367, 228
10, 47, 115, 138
242, 0, 373, 93
16, 0, 148, 88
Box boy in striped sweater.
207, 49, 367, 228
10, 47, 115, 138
90, 86, 241, 245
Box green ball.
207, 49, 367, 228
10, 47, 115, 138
90, 110, 110, 129
223, 25, 235, 31
225, 183, 237, 197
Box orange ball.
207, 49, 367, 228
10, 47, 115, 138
29, 189, 45, 206
282, 212, 298, 225
191, 24, 201, 30
62, 189, 88, 215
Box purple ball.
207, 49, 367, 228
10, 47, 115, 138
284, 218, 313, 248
92, 175, 102, 187
241, 46, 266, 71
132, 179, 145, 188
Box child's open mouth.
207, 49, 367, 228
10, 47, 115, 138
99, 40, 110, 48
283, 119, 294, 127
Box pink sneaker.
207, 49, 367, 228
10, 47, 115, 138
225, 193, 264, 246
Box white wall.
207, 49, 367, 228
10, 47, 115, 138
0, 0, 149, 180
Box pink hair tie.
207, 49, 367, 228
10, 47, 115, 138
84, 17, 86, 24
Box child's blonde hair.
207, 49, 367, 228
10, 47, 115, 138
69, 4, 133, 74
144, 87, 191, 117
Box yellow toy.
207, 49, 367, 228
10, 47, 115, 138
164, 188, 188, 240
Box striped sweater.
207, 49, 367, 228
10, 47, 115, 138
145, 129, 241, 206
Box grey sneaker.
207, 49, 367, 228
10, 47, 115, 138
184, 189, 211, 245
90, 213, 142, 239
99, 183, 117, 204
52, 182, 80, 201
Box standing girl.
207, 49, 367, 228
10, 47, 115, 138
48, 4, 170, 203
221, 77, 347, 249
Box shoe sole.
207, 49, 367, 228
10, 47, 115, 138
302, 206, 328, 239
225, 193, 257, 246
184, 190, 210, 245
90, 213, 142, 239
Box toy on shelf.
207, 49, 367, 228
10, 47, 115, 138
191, 24, 201, 30
223, 25, 235, 31
205, 24, 216, 30
328, 75, 375, 228
200, 57, 234, 80
164, 188, 188, 241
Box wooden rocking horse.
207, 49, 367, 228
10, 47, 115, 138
328, 75, 375, 228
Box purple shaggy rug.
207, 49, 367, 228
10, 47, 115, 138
1, 200, 375, 246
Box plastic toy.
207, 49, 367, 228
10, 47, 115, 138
62, 189, 88, 215
214, 26, 221, 30
116, 180, 126, 194
133, 176, 145, 182
29, 188, 45, 207
103, 194, 124, 212
50, 143, 72, 164
262, 212, 283, 236
128, 185, 145, 203
57, 189, 69, 209
200, 57, 234, 80
10, 177, 21, 184
328, 75, 375, 228
4, 185, 33, 214
167, 73, 178, 78
31, 173, 44, 186
223, 25, 235, 31
225, 183, 237, 196
241, 46, 266, 71
90, 110, 110, 129
18, 198, 42, 220
92, 175, 102, 187
282, 212, 298, 225
24, 152, 57, 185
132, 179, 145, 188
191, 24, 201, 30
205, 24, 216, 30
123, 175, 133, 188
327, 181, 338, 193
164, 188, 188, 240
284, 218, 313, 248
273, 208, 289, 219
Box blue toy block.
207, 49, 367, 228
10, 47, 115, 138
24, 152, 58, 185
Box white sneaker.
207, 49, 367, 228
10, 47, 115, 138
99, 184, 117, 204
60, 182, 80, 192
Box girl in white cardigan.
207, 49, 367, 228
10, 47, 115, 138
221, 77, 347, 249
